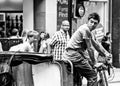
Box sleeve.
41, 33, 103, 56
9, 44, 21, 51
25, 44, 34, 52
9, 46, 16, 51
80, 28, 91, 40
49, 33, 58, 47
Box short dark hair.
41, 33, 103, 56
45, 33, 50, 39
11, 28, 18, 36
88, 13, 100, 23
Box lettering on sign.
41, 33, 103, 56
57, 0, 68, 30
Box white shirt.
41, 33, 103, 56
9, 41, 34, 52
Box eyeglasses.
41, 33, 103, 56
62, 24, 69, 26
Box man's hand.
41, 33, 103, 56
106, 53, 112, 60
105, 53, 112, 64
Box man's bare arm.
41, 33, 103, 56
85, 39, 96, 65
91, 37, 110, 57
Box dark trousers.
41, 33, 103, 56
64, 49, 97, 86
73, 59, 97, 86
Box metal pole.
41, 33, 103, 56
68, 0, 72, 37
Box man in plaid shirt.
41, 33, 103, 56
49, 20, 70, 60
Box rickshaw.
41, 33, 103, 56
0, 38, 73, 86
0, 38, 113, 86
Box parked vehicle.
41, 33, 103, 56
0, 38, 113, 86
0, 51, 113, 86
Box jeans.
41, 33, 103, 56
63, 49, 97, 86
73, 59, 97, 86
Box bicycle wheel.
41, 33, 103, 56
98, 70, 108, 86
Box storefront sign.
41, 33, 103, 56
57, 0, 68, 30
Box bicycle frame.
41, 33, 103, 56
95, 62, 112, 86
97, 68, 108, 86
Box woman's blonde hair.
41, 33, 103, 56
27, 30, 39, 38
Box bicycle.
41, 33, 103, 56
94, 58, 113, 86
73, 57, 113, 86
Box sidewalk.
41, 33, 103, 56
108, 67, 120, 86
82, 67, 120, 86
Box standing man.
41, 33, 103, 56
49, 20, 70, 60
63, 13, 111, 86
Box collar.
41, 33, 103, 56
60, 29, 67, 35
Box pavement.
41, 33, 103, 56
108, 67, 120, 86
82, 67, 120, 86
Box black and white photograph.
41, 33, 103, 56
0, 0, 120, 86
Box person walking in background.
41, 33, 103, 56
63, 13, 111, 86
49, 20, 70, 60
37, 31, 46, 52
10, 28, 20, 38
21, 30, 27, 42
101, 32, 111, 53
39, 33, 51, 53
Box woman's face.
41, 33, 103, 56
29, 35, 38, 44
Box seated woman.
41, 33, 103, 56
9, 30, 39, 86
9, 30, 38, 52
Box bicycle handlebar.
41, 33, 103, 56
95, 57, 113, 75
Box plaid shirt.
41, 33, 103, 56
50, 29, 70, 60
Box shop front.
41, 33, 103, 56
0, 0, 34, 38
0, 0, 23, 37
